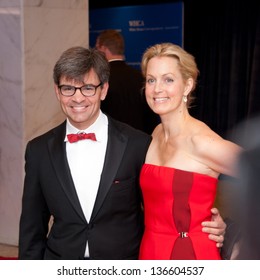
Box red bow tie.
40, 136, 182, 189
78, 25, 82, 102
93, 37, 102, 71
67, 133, 97, 143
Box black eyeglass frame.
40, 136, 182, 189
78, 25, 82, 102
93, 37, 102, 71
58, 83, 102, 97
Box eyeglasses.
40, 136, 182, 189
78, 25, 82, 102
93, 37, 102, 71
58, 83, 102, 97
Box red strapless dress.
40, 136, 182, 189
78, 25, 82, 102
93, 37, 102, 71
139, 164, 221, 260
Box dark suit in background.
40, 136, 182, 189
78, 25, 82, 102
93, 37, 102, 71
96, 29, 159, 134
101, 60, 145, 131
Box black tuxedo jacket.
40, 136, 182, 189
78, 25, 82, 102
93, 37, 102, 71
18, 116, 152, 259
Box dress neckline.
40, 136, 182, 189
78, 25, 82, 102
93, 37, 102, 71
143, 163, 218, 181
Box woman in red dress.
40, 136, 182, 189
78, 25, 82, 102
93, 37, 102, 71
139, 43, 242, 260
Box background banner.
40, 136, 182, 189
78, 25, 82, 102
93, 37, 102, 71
89, 2, 183, 69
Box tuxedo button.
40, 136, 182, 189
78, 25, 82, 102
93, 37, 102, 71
88, 223, 94, 229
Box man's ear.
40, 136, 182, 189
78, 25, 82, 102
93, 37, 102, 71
54, 84, 61, 101
100, 82, 109, 101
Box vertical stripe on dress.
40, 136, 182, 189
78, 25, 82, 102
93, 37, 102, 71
170, 169, 196, 259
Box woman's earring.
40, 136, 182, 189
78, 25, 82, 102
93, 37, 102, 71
183, 95, 187, 103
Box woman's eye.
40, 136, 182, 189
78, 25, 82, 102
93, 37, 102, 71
147, 78, 155, 84
165, 78, 174, 83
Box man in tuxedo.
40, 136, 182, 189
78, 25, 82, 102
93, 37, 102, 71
18, 46, 226, 260
95, 29, 159, 134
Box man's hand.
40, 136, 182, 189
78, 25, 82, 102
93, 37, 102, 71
201, 207, 226, 248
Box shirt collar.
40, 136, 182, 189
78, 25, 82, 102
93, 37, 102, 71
65, 110, 108, 142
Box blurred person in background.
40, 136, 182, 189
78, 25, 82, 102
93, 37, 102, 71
95, 29, 158, 134
227, 115, 260, 259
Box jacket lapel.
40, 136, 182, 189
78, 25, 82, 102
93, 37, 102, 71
90, 119, 128, 220
47, 121, 86, 221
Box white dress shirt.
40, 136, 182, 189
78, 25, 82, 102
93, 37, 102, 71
65, 111, 108, 257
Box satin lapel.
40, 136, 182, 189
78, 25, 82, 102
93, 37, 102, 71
90, 121, 128, 220
47, 123, 86, 222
